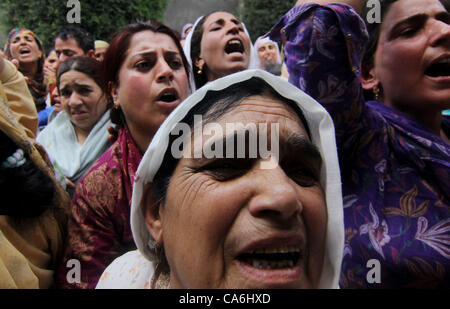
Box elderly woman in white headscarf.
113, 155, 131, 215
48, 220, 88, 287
254, 36, 282, 76
182, 11, 260, 91
96, 69, 344, 289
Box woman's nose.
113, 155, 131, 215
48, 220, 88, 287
156, 60, 174, 83
68, 92, 82, 106
227, 23, 240, 35
248, 162, 302, 222
430, 19, 450, 47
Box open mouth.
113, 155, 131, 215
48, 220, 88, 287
158, 89, 179, 103
425, 58, 450, 78
237, 246, 301, 270
19, 48, 31, 55
225, 39, 244, 55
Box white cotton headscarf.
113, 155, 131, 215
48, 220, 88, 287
36, 110, 112, 184
254, 36, 282, 68
183, 14, 260, 91
130, 69, 344, 289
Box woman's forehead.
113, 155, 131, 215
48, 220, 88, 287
13, 30, 35, 39
204, 11, 241, 26
126, 30, 179, 57
60, 70, 94, 85
212, 95, 306, 132
381, 0, 446, 30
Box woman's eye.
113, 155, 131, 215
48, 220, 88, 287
399, 28, 418, 37
135, 60, 152, 70
77, 87, 91, 95
60, 89, 71, 97
169, 59, 182, 69
287, 167, 319, 187
201, 159, 251, 181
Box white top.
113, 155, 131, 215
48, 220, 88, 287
37, 110, 112, 183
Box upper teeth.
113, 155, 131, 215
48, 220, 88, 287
251, 245, 300, 254
228, 39, 241, 46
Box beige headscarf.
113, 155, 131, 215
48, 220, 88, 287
0, 88, 69, 288
0, 59, 38, 139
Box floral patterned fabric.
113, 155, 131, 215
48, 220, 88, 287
55, 126, 142, 289
269, 3, 449, 288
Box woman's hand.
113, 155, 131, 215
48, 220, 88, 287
43, 65, 57, 82
295, 0, 365, 14
65, 178, 76, 189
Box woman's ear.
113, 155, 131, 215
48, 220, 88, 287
194, 57, 205, 71
361, 61, 379, 90
110, 82, 119, 107
141, 183, 164, 244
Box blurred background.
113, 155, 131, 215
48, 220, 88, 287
0, 0, 296, 50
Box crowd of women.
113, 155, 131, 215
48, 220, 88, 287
0, 0, 448, 289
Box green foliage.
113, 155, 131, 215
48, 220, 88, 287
0, 0, 169, 51
239, 0, 296, 42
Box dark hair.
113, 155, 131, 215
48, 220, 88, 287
101, 20, 191, 128
361, 0, 449, 100
0, 131, 55, 218
361, 0, 398, 67
54, 26, 94, 54
57, 56, 103, 88
190, 11, 250, 89
45, 47, 55, 58
190, 14, 209, 89
57, 56, 112, 110
152, 76, 311, 206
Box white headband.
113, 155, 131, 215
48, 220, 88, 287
254, 36, 282, 67
131, 69, 344, 288
182, 14, 260, 91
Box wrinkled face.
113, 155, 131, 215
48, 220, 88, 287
257, 42, 278, 66
112, 30, 189, 149
44, 50, 59, 73
9, 30, 42, 64
155, 95, 327, 289
95, 47, 107, 62
59, 70, 108, 132
371, 0, 450, 112
197, 12, 251, 81
55, 37, 86, 63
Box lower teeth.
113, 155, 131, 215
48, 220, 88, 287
249, 259, 294, 269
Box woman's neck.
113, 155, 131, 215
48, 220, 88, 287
18, 61, 38, 80
386, 99, 445, 137
126, 123, 155, 154
74, 126, 91, 145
